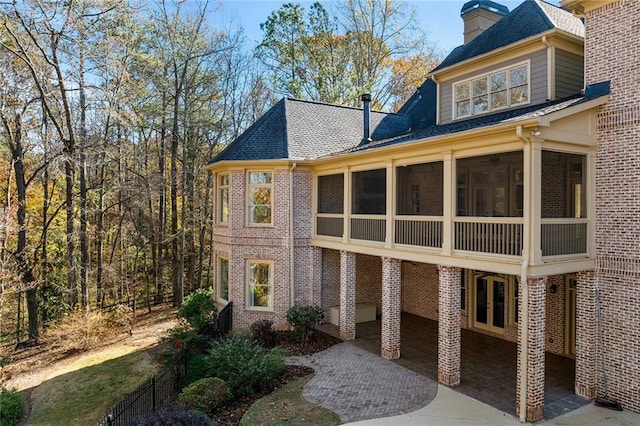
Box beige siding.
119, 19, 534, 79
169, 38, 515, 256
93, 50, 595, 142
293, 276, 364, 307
439, 49, 548, 125
555, 49, 584, 99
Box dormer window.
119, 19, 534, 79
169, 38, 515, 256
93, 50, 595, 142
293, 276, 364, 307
454, 62, 530, 119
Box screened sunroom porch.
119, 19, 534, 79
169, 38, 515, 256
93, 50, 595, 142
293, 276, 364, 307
313, 148, 591, 272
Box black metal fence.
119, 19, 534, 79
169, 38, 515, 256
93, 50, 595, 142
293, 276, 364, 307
217, 301, 233, 337
1, 292, 176, 347
97, 302, 233, 425
97, 351, 187, 426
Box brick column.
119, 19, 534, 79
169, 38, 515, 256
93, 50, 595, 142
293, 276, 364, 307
516, 276, 546, 422
381, 257, 402, 359
437, 265, 461, 386
575, 270, 597, 398
339, 250, 356, 340
311, 247, 323, 308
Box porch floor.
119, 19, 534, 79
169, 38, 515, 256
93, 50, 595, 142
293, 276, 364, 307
318, 312, 589, 420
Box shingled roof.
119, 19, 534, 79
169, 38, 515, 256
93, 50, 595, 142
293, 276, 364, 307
339, 81, 609, 156
433, 0, 584, 72
210, 98, 410, 163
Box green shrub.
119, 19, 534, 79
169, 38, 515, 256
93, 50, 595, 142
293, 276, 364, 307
0, 388, 24, 426
130, 406, 213, 425
205, 332, 284, 398
286, 304, 324, 341
178, 377, 230, 413
250, 319, 276, 347
185, 354, 211, 385
178, 288, 217, 334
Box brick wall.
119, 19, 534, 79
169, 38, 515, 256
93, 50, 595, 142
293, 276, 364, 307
545, 275, 566, 355
321, 248, 341, 313
583, 0, 640, 413
356, 254, 382, 313
211, 167, 317, 330
401, 262, 439, 320
541, 152, 568, 218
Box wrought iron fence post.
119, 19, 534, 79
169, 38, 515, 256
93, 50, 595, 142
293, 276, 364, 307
152, 376, 156, 412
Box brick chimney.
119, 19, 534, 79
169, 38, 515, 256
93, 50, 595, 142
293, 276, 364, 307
461, 0, 509, 44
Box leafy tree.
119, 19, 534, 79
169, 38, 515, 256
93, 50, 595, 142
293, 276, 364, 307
389, 52, 441, 112
257, 0, 439, 110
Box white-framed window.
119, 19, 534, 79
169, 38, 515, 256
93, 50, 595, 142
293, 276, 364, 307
247, 171, 273, 225
246, 260, 273, 310
454, 62, 530, 119
218, 256, 229, 301
218, 174, 229, 224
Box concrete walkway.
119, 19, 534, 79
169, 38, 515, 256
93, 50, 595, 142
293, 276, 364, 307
287, 341, 640, 426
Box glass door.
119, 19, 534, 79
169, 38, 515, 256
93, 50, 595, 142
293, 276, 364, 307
473, 275, 506, 334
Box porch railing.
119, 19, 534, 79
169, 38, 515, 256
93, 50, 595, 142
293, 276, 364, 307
454, 218, 523, 256
316, 214, 344, 238
394, 217, 443, 248
315, 214, 588, 262
350, 216, 385, 242
541, 219, 588, 256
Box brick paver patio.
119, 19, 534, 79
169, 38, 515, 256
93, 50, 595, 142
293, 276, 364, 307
287, 342, 438, 423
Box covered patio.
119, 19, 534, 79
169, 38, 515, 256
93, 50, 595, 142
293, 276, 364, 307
319, 312, 588, 420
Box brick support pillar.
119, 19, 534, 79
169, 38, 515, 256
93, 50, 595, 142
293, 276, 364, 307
437, 265, 461, 386
311, 247, 323, 308
339, 250, 356, 341
516, 276, 546, 422
381, 257, 402, 359
575, 270, 597, 398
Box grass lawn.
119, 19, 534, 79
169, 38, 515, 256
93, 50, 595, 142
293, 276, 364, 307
240, 374, 341, 426
27, 346, 159, 425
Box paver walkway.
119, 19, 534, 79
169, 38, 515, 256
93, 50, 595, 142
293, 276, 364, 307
287, 342, 437, 423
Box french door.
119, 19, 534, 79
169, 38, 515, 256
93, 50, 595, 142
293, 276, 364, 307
473, 275, 506, 334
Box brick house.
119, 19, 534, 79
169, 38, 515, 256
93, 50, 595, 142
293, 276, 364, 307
206, 0, 639, 421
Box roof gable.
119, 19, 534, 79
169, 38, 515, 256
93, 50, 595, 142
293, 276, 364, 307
433, 0, 583, 72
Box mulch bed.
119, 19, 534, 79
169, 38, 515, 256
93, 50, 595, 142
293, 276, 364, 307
209, 330, 342, 425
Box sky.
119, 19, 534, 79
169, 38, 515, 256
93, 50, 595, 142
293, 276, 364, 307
211, 0, 563, 54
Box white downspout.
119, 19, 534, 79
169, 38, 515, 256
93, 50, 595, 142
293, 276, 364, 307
516, 125, 530, 423
289, 162, 297, 308
519, 259, 529, 423
541, 36, 555, 101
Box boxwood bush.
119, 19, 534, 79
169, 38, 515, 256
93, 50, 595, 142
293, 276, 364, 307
178, 377, 230, 413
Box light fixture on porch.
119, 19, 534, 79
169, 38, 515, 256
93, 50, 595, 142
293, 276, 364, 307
530, 127, 541, 137
549, 284, 558, 294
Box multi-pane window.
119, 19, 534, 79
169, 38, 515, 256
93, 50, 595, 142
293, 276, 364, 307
218, 256, 229, 301
248, 171, 272, 225
218, 174, 229, 223
454, 62, 529, 119
247, 260, 273, 309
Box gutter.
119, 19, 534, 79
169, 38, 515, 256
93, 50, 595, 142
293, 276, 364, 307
289, 162, 297, 308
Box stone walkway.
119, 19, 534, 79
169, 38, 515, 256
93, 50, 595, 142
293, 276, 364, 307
287, 342, 438, 423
